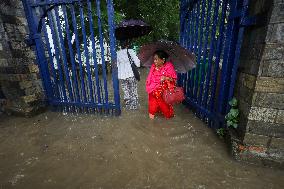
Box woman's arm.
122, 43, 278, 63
130, 49, 140, 67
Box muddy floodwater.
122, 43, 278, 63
0, 69, 283, 189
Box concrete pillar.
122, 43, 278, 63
231, 0, 284, 167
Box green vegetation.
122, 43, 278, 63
216, 98, 239, 138
114, 0, 180, 45
225, 97, 239, 129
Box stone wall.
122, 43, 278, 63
232, 0, 284, 167
0, 0, 45, 116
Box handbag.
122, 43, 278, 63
163, 86, 185, 105
127, 49, 140, 81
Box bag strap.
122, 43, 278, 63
126, 48, 134, 65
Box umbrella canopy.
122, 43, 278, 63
115, 19, 152, 40
138, 41, 196, 73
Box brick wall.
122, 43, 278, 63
232, 0, 284, 167
0, 0, 45, 116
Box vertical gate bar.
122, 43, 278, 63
70, 4, 88, 102
178, 0, 185, 89
197, 0, 213, 105
187, 8, 195, 98
37, 4, 58, 102
188, 5, 194, 97
193, 0, 207, 101
184, 9, 193, 97
189, 7, 195, 50
208, 0, 229, 120
178, 6, 183, 87
184, 16, 189, 46
179, 9, 187, 93
177, 73, 182, 87
186, 16, 192, 96
34, 37, 54, 101
33, 35, 53, 102
106, 0, 120, 113
216, 0, 238, 115
21, 0, 53, 102
62, 5, 81, 103
179, 9, 187, 89
184, 12, 191, 96
206, 0, 223, 111
78, 0, 95, 103
226, 0, 249, 112
86, 0, 101, 104
181, 6, 189, 49
202, 0, 221, 109
189, 4, 199, 98
179, 6, 185, 91
47, 11, 68, 101
182, 73, 187, 94
96, 0, 109, 105
42, 19, 60, 102
191, 1, 201, 100
53, 6, 74, 102
179, 8, 186, 47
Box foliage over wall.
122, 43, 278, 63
114, 0, 180, 46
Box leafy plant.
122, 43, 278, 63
225, 97, 239, 129
216, 128, 225, 138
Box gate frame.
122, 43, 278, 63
21, 0, 121, 115
179, 0, 257, 128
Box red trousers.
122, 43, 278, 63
148, 92, 174, 118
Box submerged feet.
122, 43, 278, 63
149, 113, 155, 119
125, 98, 139, 110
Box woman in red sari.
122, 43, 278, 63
146, 50, 177, 119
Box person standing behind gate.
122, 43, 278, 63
117, 40, 140, 110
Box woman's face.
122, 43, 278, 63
153, 54, 165, 67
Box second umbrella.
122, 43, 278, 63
115, 19, 152, 40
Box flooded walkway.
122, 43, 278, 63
0, 69, 283, 189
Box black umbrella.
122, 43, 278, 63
115, 19, 152, 40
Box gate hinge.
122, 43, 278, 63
24, 34, 35, 47
240, 11, 269, 27
24, 33, 41, 47
229, 6, 269, 27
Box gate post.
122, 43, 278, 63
107, 0, 121, 115
230, 0, 284, 167
0, 0, 46, 116
21, 0, 53, 101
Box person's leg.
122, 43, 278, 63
120, 79, 131, 108
148, 93, 159, 119
159, 99, 174, 119
128, 77, 139, 109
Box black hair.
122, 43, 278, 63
120, 40, 129, 49
154, 50, 169, 61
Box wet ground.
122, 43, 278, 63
0, 69, 283, 189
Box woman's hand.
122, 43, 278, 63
161, 76, 173, 82
161, 76, 167, 82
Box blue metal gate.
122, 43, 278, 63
22, 0, 120, 115
179, 0, 253, 128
